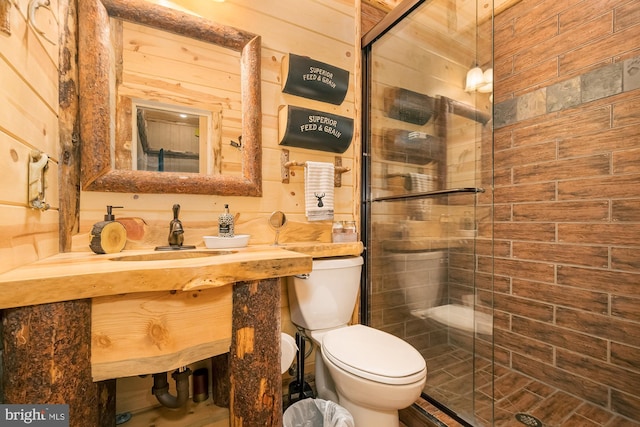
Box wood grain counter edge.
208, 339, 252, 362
0, 242, 363, 309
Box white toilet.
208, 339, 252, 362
287, 256, 427, 427
390, 251, 492, 336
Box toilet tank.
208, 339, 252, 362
389, 251, 446, 309
287, 256, 363, 331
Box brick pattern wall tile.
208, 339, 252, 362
558, 124, 640, 158
512, 315, 608, 360
495, 0, 640, 422
515, 12, 613, 75
611, 342, 640, 371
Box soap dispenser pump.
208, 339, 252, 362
90, 205, 127, 254
104, 205, 121, 221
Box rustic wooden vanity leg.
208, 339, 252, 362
1, 300, 116, 426
211, 352, 230, 408
230, 278, 282, 426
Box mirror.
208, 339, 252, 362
268, 211, 287, 246
78, 0, 262, 195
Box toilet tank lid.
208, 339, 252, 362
322, 324, 426, 385
312, 256, 364, 270
312, 256, 363, 270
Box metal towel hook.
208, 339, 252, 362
28, 0, 58, 45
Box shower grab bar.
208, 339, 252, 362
369, 187, 484, 203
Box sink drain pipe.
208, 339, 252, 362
151, 367, 192, 409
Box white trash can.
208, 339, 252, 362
283, 398, 354, 427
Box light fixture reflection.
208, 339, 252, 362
465, 65, 493, 95
465, 66, 484, 92
478, 68, 493, 93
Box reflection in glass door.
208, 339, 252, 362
362, 0, 494, 424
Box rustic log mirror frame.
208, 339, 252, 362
78, 0, 262, 195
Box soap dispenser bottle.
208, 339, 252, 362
90, 205, 127, 254
218, 204, 234, 237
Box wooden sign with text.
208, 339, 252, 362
278, 105, 353, 153
281, 54, 349, 105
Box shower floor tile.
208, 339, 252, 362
419, 344, 640, 427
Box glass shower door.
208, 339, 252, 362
362, 0, 494, 424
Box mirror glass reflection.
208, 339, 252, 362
134, 104, 204, 173
268, 211, 288, 246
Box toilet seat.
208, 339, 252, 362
322, 324, 426, 385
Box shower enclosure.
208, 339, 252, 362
361, 0, 494, 425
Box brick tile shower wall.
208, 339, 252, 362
491, 0, 640, 421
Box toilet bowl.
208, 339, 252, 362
321, 324, 426, 426
287, 256, 427, 427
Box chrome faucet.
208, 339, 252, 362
168, 204, 185, 247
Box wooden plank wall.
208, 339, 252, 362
78, 0, 359, 248
0, 0, 61, 274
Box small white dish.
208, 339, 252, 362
203, 234, 250, 249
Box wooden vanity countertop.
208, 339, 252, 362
0, 242, 362, 310
280, 240, 363, 258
